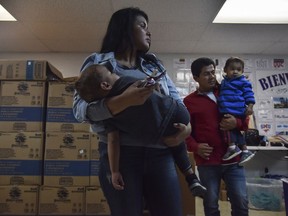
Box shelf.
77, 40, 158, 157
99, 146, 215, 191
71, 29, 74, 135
247, 146, 288, 150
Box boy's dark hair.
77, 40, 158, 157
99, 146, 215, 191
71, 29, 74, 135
224, 57, 245, 71
75, 64, 107, 103
101, 7, 149, 57
191, 57, 216, 77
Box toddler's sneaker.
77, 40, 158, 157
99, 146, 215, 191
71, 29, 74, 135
239, 151, 255, 165
189, 179, 207, 198
222, 146, 242, 161
186, 174, 207, 198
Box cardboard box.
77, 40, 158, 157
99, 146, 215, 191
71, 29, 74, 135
85, 186, 110, 215
45, 82, 90, 132
0, 185, 38, 215
0, 132, 43, 185
38, 186, 84, 215
43, 132, 90, 186
89, 133, 100, 186
0, 60, 63, 81
0, 81, 46, 131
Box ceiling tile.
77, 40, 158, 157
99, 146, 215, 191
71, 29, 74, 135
0, 0, 288, 54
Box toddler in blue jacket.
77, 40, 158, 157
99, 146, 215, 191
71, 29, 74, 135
218, 57, 255, 165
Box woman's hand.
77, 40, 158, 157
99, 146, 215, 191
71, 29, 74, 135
122, 80, 154, 107
111, 172, 125, 190
163, 123, 192, 147
124, 80, 156, 105
105, 80, 155, 115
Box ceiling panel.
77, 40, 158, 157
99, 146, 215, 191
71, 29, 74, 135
0, 0, 288, 54
0, 22, 37, 39
1, 0, 113, 22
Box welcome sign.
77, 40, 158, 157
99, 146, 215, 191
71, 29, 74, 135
257, 72, 288, 95
255, 70, 288, 136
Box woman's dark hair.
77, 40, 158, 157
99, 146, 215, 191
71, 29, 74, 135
224, 57, 245, 72
100, 7, 148, 56
191, 57, 216, 77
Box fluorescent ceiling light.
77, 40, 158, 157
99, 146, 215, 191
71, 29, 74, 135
0, 4, 16, 21
213, 0, 288, 24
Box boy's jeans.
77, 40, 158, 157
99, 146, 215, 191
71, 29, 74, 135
198, 164, 249, 216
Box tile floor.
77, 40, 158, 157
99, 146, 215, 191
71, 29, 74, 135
195, 197, 286, 216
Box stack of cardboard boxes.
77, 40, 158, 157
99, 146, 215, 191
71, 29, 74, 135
0, 60, 110, 215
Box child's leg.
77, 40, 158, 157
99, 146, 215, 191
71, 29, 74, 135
240, 144, 247, 150
170, 142, 193, 175
224, 129, 237, 151
238, 138, 255, 165
222, 130, 242, 160
240, 144, 251, 153
170, 143, 206, 198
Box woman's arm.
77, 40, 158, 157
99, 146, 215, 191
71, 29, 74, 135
108, 130, 120, 174
73, 90, 113, 123
165, 74, 183, 104
163, 122, 192, 146
108, 130, 124, 190
74, 83, 155, 123
73, 53, 155, 123
73, 53, 112, 123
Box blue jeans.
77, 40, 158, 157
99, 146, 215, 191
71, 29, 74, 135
98, 142, 183, 216
198, 164, 249, 216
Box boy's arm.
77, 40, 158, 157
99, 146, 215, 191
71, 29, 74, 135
242, 79, 255, 115
185, 134, 199, 153
185, 135, 213, 160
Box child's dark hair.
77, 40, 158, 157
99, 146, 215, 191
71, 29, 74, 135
224, 57, 244, 71
75, 64, 107, 103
